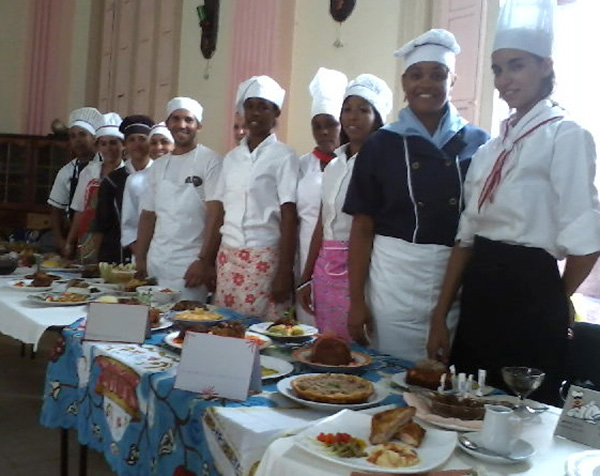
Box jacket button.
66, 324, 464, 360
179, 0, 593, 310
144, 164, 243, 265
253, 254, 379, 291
411, 162, 420, 170
444, 160, 453, 167
417, 201, 425, 207
449, 197, 457, 206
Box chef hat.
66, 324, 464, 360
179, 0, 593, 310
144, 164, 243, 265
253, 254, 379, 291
493, 0, 555, 57
166, 97, 203, 123
344, 74, 393, 122
68, 107, 103, 136
119, 115, 155, 138
95, 112, 124, 140
309, 67, 348, 119
148, 122, 174, 143
394, 29, 461, 73
236, 75, 286, 115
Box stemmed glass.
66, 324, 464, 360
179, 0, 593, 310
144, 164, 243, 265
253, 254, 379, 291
501, 366, 546, 418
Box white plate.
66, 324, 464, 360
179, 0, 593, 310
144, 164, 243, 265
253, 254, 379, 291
293, 347, 372, 373
150, 317, 173, 332
249, 321, 318, 340
27, 293, 92, 306
391, 371, 495, 396
163, 330, 272, 350
6, 279, 53, 292
277, 373, 390, 412
245, 331, 272, 350
261, 355, 294, 381
566, 450, 600, 476
458, 431, 534, 464
294, 409, 456, 473
403, 392, 483, 432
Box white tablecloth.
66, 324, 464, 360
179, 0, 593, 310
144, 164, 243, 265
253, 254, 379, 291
0, 268, 86, 350
255, 407, 591, 476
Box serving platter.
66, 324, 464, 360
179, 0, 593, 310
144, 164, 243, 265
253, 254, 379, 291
163, 330, 272, 350
293, 409, 456, 473
261, 355, 294, 381
249, 322, 318, 340
277, 373, 390, 412
27, 292, 93, 306
7, 279, 53, 292
292, 347, 372, 373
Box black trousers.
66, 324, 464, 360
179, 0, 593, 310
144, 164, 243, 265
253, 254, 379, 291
451, 236, 568, 406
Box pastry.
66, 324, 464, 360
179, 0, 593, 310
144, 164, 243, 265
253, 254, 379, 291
310, 335, 352, 365
290, 373, 374, 404
395, 421, 426, 447
428, 393, 485, 420
405, 359, 448, 390
369, 406, 416, 445
367, 443, 420, 468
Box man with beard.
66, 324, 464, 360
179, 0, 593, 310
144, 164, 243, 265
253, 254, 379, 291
47, 107, 103, 253
135, 98, 222, 301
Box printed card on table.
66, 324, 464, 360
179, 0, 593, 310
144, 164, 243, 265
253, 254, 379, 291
84, 302, 149, 344
174, 332, 262, 401
555, 384, 600, 448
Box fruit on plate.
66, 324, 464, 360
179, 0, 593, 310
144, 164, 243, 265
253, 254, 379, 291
290, 373, 374, 404
310, 334, 352, 365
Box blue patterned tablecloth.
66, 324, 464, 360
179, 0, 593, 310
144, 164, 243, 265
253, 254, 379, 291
40, 316, 411, 476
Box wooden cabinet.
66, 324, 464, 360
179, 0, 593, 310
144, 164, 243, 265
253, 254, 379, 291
0, 134, 71, 232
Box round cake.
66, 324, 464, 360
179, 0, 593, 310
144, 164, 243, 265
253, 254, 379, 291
310, 335, 352, 365
290, 373, 374, 404
405, 359, 448, 390
428, 393, 485, 420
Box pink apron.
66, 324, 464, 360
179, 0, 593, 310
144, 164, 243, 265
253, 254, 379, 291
312, 240, 351, 341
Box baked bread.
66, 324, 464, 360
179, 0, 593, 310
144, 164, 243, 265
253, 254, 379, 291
369, 407, 416, 445
310, 335, 352, 365
290, 373, 374, 404
395, 421, 426, 447
405, 359, 448, 390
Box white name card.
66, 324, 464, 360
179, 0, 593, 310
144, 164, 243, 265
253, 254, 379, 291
84, 302, 149, 344
555, 385, 600, 448
174, 332, 261, 401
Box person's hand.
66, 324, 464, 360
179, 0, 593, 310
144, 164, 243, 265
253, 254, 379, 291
297, 282, 315, 315
348, 301, 372, 346
271, 271, 293, 303
427, 316, 450, 364
183, 259, 215, 289
135, 258, 148, 280
567, 295, 575, 340
62, 242, 74, 259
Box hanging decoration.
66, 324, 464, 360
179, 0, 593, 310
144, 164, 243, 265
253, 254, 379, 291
329, 0, 356, 48
197, 0, 220, 79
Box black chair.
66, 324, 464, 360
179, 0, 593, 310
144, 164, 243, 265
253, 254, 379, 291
561, 322, 600, 399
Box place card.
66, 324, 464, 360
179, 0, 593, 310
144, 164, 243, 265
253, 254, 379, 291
174, 332, 261, 401
555, 384, 600, 448
84, 302, 149, 344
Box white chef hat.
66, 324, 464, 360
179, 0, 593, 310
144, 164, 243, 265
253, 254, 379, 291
394, 29, 461, 74
68, 107, 103, 136
148, 122, 174, 143
95, 112, 124, 140
309, 67, 348, 119
344, 74, 393, 122
493, 0, 555, 58
236, 75, 286, 115
166, 97, 204, 123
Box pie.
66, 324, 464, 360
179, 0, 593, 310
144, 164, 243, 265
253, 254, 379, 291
370, 407, 416, 445
290, 373, 374, 404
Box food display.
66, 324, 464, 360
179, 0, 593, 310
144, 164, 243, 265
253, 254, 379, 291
290, 373, 374, 404
12, 279, 51, 289
95, 295, 142, 305
310, 335, 352, 365
148, 308, 162, 325
171, 300, 206, 311
24, 271, 61, 282
43, 293, 89, 303
175, 308, 224, 322
261, 366, 279, 378
367, 442, 420, 468
370, 407, 418, 445
405, 359, 448, 390
428, 393, 486, 420
316, 432, 367, 458
98, 262, 137, 284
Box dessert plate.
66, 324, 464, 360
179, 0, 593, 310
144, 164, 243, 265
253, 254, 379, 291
249, 322, 318, 340
566, 450, 600, 476
294, 409, 456, 473
457, 431, 534, 464
261, 355, 294, 381
292, 347, 372, 373
277, 373, 389, 412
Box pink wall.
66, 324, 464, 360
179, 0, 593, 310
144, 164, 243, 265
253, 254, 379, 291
23, 0, 75, 135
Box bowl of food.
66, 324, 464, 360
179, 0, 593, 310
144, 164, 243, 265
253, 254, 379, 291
137, 285, 181, 305
99, 262, 136, 284
0, 254, 18, 275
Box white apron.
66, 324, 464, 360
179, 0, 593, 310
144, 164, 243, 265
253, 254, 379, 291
368, 235, 459, 362
148, 150, 208, 301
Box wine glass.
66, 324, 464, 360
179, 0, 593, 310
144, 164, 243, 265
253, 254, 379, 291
501, 366, 545, 418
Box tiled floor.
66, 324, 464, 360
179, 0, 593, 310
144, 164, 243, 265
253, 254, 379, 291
0, 331, 113, 476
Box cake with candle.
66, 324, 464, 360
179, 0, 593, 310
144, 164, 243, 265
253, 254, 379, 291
405, 359, 449, 390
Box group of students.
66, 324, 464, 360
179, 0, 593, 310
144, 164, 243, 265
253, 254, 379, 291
47, 0, 600, 405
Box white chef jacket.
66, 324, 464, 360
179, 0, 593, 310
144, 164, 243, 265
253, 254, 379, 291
47, 154, 101, 210
70, 161, 123, 212
321, 144, 356, 241
120, 160, 154, 247
141, 146, 221, 213
215, 134, 299, 248
457, 99, 600, 259
296, 152, 323, 268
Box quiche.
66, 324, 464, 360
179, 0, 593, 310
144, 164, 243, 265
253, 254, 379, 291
290, 373, 374, 404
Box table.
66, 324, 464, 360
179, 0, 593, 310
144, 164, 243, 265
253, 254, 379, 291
0, 268, 86, 351
40, 319, 409, 476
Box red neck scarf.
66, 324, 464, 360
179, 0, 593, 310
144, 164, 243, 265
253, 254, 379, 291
477, 115, 563, 212
313, 147, 336, 164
